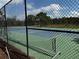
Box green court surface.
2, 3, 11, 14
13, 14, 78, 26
9, 41, 51, 59
8, 29, 79, 59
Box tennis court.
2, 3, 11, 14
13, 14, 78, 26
7, 27, 79, 59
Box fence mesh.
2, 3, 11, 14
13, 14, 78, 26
0, 7, 7, 40
5, 0, 28, 56
0, 0, 79, 59
27, 0, 79, 59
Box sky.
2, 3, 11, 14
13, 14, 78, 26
0, 0, 79, 20
27, 0, 79, 18
0, 0, 10, 8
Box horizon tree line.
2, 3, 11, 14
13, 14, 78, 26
0, 11, 79, 26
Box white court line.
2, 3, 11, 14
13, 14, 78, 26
52, 51, 61, 59
49, 33, 64, 39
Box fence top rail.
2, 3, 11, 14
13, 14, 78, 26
28, 27, 79, 34
0, 0, 12, 10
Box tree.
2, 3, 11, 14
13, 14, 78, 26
27, 15, 36, 25
7, 17, 24, 26
36, 12, 51, 26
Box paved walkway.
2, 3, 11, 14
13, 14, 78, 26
0, 48, 8, 59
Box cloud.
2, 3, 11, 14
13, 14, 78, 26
0, 0, 10, 3
27, 3, 62, 18
27, 9, 41, 15
27, 3, 34, 10
0, 0, 10, 8
67, 11, 79, 17
71, 11, 79, 17
0, 0, 23, 8
41, 4, 62, 11
11, 0, 23, 4
0, 3, 3, 8
17, 13, 25, 20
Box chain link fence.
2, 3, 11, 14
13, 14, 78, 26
0, 0, 79, 59
27, 0, 79, 59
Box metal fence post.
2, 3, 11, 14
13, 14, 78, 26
4, 6, 8, 44
24, 0, 29, 58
